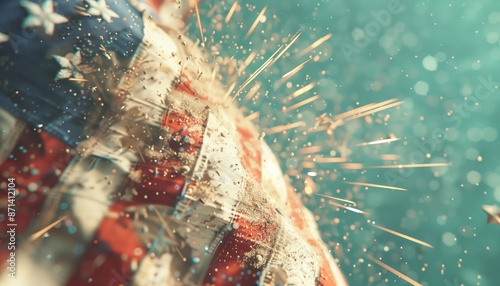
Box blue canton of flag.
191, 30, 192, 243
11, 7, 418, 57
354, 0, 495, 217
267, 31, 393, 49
0, 0, 145, 146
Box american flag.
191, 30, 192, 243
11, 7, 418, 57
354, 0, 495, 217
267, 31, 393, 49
0, 0, 347, 285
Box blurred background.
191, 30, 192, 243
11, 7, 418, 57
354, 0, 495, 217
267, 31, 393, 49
185, 0, 500, 285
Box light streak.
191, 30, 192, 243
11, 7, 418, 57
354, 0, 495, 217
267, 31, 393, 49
328, 201, 367, 214
366, 255, 423, 286
380, 154, 400, 160
29, 215, 68, 241
283, 95, 320, 112
315, 193, 357, 206
225, 1, 238, 23
244, 6, 267, 39
367, 163, 452, 169
333, 98, 399, 121
355, 138, 400, 146
298, 145, 322, 154
370, 223, 433, 248
343, 181, 407, 191
267, 121, 306, 134
295, 33, 332, 58
285, 82, 316, 101
341, 163, 364, 169
245, 111, 260, 121
194, 0, 205, 49
314, 156, 347, 163
243, 81, 262, 101
233, 32, 300, 100
275, 59, 311, 86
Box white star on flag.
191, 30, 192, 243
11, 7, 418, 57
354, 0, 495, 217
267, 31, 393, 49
85, 0, 119, 23
0, 33, 9, 43
53, 51, 84, 81
20, 0, 68, 36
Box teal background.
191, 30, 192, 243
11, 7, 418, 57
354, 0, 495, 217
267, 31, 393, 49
187, 1, 500, 285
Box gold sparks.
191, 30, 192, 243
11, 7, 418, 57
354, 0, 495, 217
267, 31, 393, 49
299, 161, 315, 169
245, 6, 267, 39
275, 59, 311, 87
367, 163, 452, 169
152, 206, 178, 243
314, 156, 347, 163
225, 1, 238, 23
315, 193, 357, 206
285, 82, 316, 102
341, 163, 364, 169
298, 145, 322, 155
268, 31, 302, 67
348, 101, 403, 121
295, 33, 332, 58
243, 81, 262, 101
245, 111, 260, 121
328, 201, 367, 214
194, 0, 205, 49
355, 138, 400, 146
370, 223, 433, 248
224, 81, 237, 101
380, 154, 400, 160
309, 98, 403, 136
230, 51, 257, 82
68, 78, 88, 82
175, 246, 187, 262
343, 181, 407, 191
366, 255, 423, 286
30, 215, 68, 241
267, 121, 306, 134
283, 95, 320, 112
243, 51, 257, 68
333, 98, 400, 121
233, 32, 301, 100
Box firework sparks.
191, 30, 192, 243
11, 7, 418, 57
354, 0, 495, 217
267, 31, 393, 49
343, 181, 407, 191
224, 81, 237, 100
285, 82, 316, 102
245, 111, 260, 121
268, 31, 301, 66
283, 95, 320, 112
29, 215, 68, 241
328, 201, 367, 215
343, 101, 403, 122
295, 33, 332, 58
233, 32, 300, 100
380, 154, 400, 160
243, 51, 257, 68
367, 163, 452, 169
298, 145, 322, 155
333, 98, 400, 121
366, 255, 423, 286
314, 156, 347, 163
355, 138, 400, 146
152, 206, 178, 243
370, 223, 433, 248
315, 193, 357, 206
243, 81, 261, 101
224, 1, 238, 23
341, 163, 364, 169
266, 121, 306, 134
299, 161, 315, 169
244, 6, 267, 39
194, 0, 205, 49
275, 58, 311, 87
